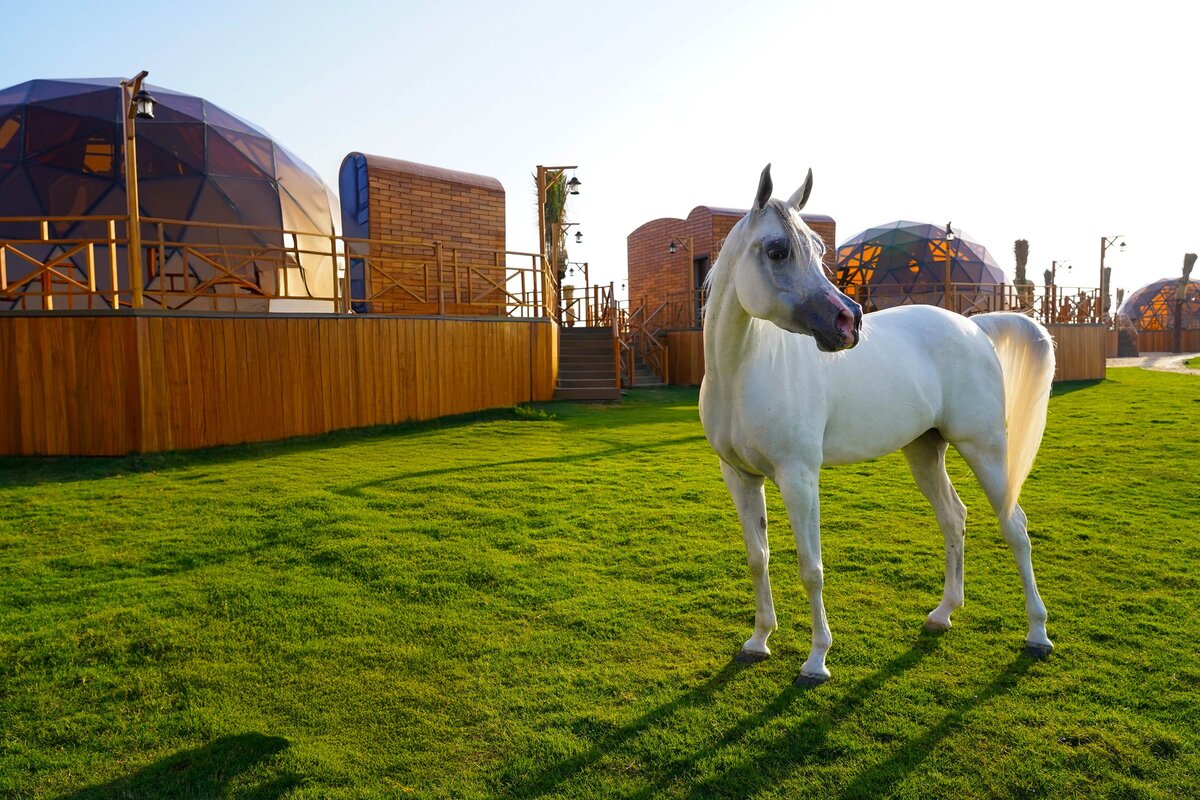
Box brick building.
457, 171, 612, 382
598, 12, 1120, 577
339, 153, 506, 315
627, 206, 836, 328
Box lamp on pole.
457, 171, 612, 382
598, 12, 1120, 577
536, 165, 579, 320
120, 71, 155, 309
1100, 235, 1125, 324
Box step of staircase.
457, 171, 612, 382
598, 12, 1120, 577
1116, 329, 1139, 357
555, 326, 620, 401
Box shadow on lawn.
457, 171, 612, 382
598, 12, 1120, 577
0, 393, 702, 488
58, 733, 300, 800
335, 433, 707, 497
681, 646, 1037, 800
504, 633, 1039, 799
1051, 378, 1103, 397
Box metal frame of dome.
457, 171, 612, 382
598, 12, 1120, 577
836, 220, 1006, 311
0, 78, 337, 309
1119, 278, 1200, 331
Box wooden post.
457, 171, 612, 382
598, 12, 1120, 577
121, 74, 147, 309
108, 219, 119, 308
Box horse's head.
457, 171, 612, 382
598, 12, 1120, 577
730, 165, 861, 352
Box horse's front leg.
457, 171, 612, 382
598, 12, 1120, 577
776, 465, 832, 685
720, 461, 776, 661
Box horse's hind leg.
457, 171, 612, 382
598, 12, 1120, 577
954, 435, 1052, 655
902, 430, 967, 631
720, 461, 777, 661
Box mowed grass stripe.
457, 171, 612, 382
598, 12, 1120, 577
0, 368, 1197, 799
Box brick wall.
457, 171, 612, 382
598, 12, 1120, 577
358, 155, 506, 316
627, 206, 837, 329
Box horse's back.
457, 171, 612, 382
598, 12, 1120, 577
819, 305, 1005, 463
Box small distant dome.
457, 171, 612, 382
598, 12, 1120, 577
836, 220, 1005, 311
0, 77, 337, 309
1119, 277, 1200, 331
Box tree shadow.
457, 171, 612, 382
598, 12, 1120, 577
57, 733, 300, 800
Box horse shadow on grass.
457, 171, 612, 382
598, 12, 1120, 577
57, 733, 300, 800
502, 632, 1038, 799
682, 646, 1038, 800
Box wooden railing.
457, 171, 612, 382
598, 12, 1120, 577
0, 215, 555, 319
613, 300, 670, 387
562, 282, 616, 328
846, 282, 1105, 325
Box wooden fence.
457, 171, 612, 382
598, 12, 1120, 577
658, 323, 1105, 387
0, 312, 557, 456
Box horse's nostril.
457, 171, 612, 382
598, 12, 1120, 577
836, 309, 855, 339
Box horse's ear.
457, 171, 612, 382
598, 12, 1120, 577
787, 168, 814, 211
753, 164, 773, 212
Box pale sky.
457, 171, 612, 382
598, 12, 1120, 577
3, 0, 1196, 303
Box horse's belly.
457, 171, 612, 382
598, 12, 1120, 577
820, 414, 934, 465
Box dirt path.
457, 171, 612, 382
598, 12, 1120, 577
1106, 352, 1200, 375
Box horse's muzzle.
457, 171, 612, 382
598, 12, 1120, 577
794, 291, 862, 352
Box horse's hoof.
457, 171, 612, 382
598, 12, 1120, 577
793, 671, 830, 687
1023, 641, 1054, 659
734, 648, 770, 664
923, 617, 952, 632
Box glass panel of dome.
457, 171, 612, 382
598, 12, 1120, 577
212, 129, 275, 176
135, 135, 204, 178
139, 122, 206, 174
25, 79, 106, 105
24, 107, 113, 157
0, 110, 21, 159
0, 83, 31, 106
138, 175, 205, 222
31, 133, 118, 178
205, 130, 269, 179
203, 103, 269, 137
0, 164, 42, 216
209, 176, 282, 229
146, 90, 205, 123
27, 163, 112, 217
36, 87, 118, 118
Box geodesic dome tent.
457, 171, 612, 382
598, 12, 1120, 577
0, 77, 337, 310
835, 221, 1005, 311
1119, 278, 1200, 331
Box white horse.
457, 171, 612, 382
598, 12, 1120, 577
698, 165, 1056, 685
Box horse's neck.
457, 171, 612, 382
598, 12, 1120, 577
703, 275, 771, 383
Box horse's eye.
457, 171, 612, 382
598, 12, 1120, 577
766, 244, 789, 262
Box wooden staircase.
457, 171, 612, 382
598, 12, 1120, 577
625, 355, 665, 388
1116, 328, 1139, 357
554, 326, 620, 401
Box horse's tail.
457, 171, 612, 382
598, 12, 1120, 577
971, 312, 1056, 516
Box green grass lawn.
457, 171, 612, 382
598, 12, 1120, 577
1, 368, 1197, 799
1186, 355, 1199, 370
